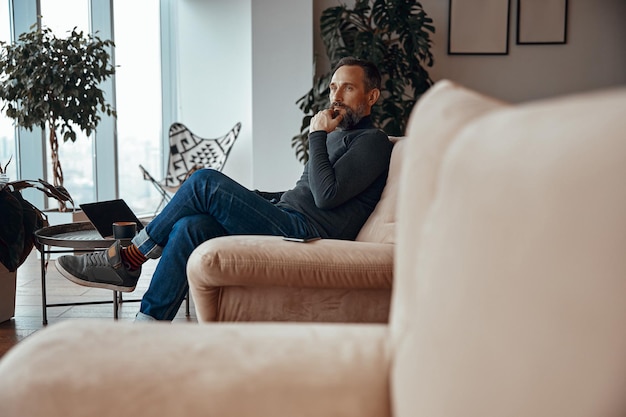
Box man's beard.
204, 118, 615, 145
333, 102, 367, 130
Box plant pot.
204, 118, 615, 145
0, 263, 17, 323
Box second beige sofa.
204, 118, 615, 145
186, 137, 405, 323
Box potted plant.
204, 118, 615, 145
0, 159, 72, 322
292, 0, 435, 163
0, 24, 116, 211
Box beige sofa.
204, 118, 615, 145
1, 80, 625, 417
186, 138, 404, 323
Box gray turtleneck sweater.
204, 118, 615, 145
277, 116, 393, 240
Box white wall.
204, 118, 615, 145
251, 1, 313, 191
175, 0, 312, 190
315, 0, 626, 103
176, 0, 252, 186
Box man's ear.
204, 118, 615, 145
368, 88, 381, 106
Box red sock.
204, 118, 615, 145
121, 245, 147, 270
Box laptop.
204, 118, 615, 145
79, 199, 145, 239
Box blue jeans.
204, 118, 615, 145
130, 169, 319, 321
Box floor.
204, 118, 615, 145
0, 249, 196, 359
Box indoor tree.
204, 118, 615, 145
292, 0, 435, 163
0, 24, 116, 211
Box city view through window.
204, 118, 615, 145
1, 1, 163, 215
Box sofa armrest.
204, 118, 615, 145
187, 236, 394, 322
0, 321, 390, 417
187, 235, 394, 289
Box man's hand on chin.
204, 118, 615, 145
310, 108, 344, 133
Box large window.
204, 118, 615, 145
5, 0, 164, 214
114, 0, 163, 214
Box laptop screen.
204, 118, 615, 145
79, 199, 145, 238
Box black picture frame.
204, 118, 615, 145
448, 0, 511, 55
517, 0, 568, 45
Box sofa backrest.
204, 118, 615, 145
355, 135, 404, 244
391, 80, 626, 417
390, 80, 507, 330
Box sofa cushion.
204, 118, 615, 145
392, 84, 626, 417
390, 80, 507, 335
356, 136, 404, 244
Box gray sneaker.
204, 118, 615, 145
55, 240, 141, 292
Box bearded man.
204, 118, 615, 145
56, 57, 393, 321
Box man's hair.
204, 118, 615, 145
333, 57, 382, 92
